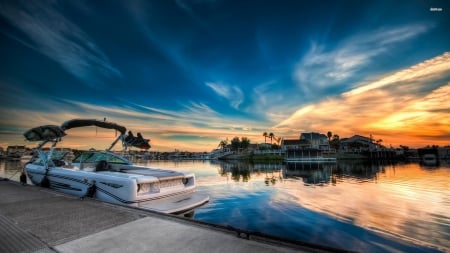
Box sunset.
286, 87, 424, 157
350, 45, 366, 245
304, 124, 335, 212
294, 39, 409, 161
1, 1, 449, 252
0, 1, 449, 151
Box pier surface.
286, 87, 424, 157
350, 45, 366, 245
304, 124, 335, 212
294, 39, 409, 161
0, 180, 337, 253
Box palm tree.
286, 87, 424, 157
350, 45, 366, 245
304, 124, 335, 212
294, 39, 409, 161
276, 137, 282, 146
263, 132, 268, 143
269, 132, 274, 144
327, 131, 332, 143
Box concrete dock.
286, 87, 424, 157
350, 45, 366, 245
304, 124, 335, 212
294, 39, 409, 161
0, 180, 345, 253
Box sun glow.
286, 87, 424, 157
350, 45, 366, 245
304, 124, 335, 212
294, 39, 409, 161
275, 53, 450, 148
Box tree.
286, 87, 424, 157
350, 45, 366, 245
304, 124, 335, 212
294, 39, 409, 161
400, 145, 409, 151
263, 132, 268, 143
218, 138, 228, 150
241, 137, 250, 150
269, 132, 274, 144
275, 137, 282, 146
376, 139, 383, 148
330, 134, 340, 150
230, 136, 241, 152
327, 131, 332, 144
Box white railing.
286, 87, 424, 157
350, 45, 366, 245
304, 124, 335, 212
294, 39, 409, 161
253, 149, 283, 155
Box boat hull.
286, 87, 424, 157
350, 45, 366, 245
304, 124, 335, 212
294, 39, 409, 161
25, 165, 208, 214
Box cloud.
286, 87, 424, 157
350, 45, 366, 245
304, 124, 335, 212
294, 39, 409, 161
0, 0, 121, 88
294, 23, 433, 97
205, 82, 244, 109
345, 52, 450, 96
277, 52, 450, 147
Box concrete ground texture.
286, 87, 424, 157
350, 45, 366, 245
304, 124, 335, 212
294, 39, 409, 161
0, 180, 340, 253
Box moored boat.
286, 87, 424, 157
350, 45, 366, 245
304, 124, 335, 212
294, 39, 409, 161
24, 119, 209, 214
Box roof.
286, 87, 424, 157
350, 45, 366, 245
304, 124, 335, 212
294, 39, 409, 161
282, 139, 310, 145
340, 135, 372, 143
300, 132, 328, 140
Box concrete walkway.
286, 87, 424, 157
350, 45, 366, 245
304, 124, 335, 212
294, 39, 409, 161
0, 180, 340, 253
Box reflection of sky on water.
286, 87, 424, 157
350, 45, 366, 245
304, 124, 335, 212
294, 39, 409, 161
1, 159, 448, 252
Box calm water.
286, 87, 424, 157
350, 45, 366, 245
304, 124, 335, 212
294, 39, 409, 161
1, 159, 449, 252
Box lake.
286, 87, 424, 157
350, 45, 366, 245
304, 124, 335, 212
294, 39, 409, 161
1, 159, 449, 252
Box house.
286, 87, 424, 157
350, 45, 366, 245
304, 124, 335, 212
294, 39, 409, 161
300, 132, 330, 150
6, 145, 27, 158
281, 139, 311, 151
340, 135, 376, 151
258, 143, 273, 150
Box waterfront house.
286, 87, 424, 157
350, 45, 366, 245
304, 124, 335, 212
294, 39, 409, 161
6, 145, 27, 159
299, 132, 330, 150
258, 143, 273, 150
339, 135, 376, 152
280, 139, 311, 151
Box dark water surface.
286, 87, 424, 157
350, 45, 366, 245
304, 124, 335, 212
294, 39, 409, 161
2, 159, 449, 252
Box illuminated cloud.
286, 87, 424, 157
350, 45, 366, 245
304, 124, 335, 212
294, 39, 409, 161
1, 1, 449, 151
277, 52, 450, 147
294, 23, 432, 97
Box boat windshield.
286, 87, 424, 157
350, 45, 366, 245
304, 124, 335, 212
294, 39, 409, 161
72, 151, 131, 165
32, 151, 69, 165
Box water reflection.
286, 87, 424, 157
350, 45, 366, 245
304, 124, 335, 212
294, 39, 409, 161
214, 160, 389, 187
216, 161, 284, 184
0, 160, 27, 181
1, 159, 449, 252
284, 162, 334, 186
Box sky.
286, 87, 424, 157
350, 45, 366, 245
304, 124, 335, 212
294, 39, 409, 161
0, 0, 449, 152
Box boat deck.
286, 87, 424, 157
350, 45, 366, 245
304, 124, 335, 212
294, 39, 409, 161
0, 180, 343, 253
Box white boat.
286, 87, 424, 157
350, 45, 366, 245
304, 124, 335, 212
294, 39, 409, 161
24, 119, 209, 214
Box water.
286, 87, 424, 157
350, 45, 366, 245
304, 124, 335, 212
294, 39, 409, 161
2, 159, 449, 252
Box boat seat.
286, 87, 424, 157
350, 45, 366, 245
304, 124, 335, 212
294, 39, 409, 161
95, 160, 111, 171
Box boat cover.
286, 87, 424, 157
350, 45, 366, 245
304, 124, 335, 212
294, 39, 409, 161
24, 125, 66, 141
61, 119, 126, 134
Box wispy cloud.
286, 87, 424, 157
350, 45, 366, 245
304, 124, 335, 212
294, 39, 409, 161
0, 0, 121, 88
294, 23, 433, 97
345, 52, 450, 96
205, 82, 244, 109
277, 52, 450, 147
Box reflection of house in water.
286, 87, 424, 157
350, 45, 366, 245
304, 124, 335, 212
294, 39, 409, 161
6, 145, 27, 160
284, 161, 387, 186
284, 162, 336, 186
253, 163, 284, 171
334, 162, 383, 183
418, 148, 440, 167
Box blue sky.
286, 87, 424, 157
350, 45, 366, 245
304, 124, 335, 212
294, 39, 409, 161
0, 0, 449, 151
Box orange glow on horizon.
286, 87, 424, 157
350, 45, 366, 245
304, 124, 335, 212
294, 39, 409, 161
1, 53, 449, 151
